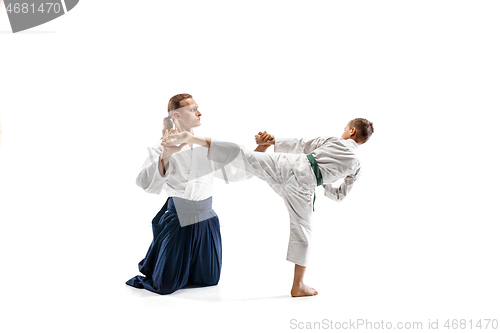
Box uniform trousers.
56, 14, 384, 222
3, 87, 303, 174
126, 197, 222, 295
208, 141, 316, 266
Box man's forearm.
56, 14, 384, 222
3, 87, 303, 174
187, 135, 211, 148
158, 154, 172, 176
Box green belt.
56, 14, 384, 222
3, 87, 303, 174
306, 154, 323, 211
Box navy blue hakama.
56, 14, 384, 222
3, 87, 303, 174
126, 197, 222, 295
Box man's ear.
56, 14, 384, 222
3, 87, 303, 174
350, 127, 357, 137
173, 111, 181, 120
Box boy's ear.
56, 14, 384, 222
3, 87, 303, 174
350, 127, 357, 137
173, 111, 181, 120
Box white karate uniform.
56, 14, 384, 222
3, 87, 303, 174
136, 143, 251, 225
274, 137, 361, 202
207, 137, 361, 266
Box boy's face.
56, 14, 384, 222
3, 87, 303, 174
341, 122, 355, 140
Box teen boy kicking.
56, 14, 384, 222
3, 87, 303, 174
162, 118, 374, 297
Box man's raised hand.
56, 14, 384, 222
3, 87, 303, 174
162, 128, 192, 146
160, 128, 188, 157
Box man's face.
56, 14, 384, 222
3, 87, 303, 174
175, 98, 202, 128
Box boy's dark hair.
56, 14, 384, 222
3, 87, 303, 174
349, 118, 374, 144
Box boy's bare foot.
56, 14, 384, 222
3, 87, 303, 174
291, 283, 318, 297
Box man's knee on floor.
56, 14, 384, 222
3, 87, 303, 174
190, 271, 220, 287
157, 283, 183, 295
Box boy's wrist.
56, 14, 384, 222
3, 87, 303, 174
255, 144, 270, 152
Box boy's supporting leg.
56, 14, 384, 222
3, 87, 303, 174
208, 140, 319, 296
291, 264, 318, 297
282, 182, 314, 266
282, 182, 318, 297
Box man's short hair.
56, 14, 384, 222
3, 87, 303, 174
349, 118, 374, 144
168, 93, 193, 112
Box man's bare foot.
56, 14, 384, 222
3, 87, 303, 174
291, 283, 318, 297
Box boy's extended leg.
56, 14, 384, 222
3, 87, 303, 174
207, 140, 287, 186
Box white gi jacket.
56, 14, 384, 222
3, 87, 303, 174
274, 137, 361, 201
206, 137, 361, 266
136, 142, 251, 200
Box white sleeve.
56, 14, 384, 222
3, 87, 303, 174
135, 146, 173, 194
274, 137, 330, 154
324, 167, 361, 202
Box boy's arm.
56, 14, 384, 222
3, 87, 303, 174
274, 137, 329, 154
323, 168, 361, 202
253, 131, 274, 152
254, 144, 271, 152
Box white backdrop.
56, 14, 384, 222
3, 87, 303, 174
1, 1, 499, 332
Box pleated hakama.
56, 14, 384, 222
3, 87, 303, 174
126, 197, 222, 295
